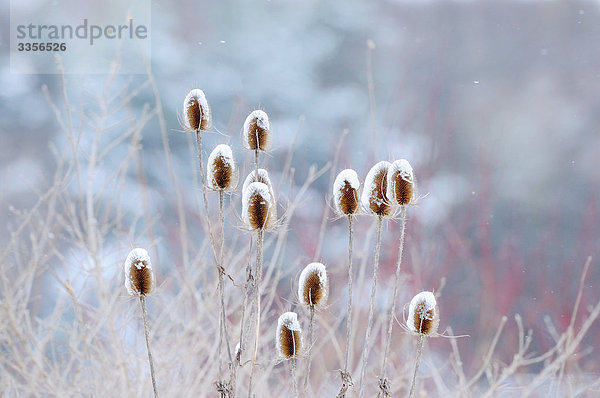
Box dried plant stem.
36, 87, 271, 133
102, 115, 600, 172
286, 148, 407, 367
337, 215, 355, 397
254, 149, 259, 179
248, 229, 264, 398
218, 191, 233, 376
291, 358, 299, 398
302, 305, 315, 397
358, 216, 384, 398
408, 335, 425, 398
379, 207, 408, 388
195, 130, 219, 263
140, 296, 159, 398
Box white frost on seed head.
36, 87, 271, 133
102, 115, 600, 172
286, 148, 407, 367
207, 144, 237, 190
407, 291, 437, 333
243, 110, 271, 149
332, 169, 360, 214
298, 262, 328, 306
243, 169, 273, 194
183, 89, 211, 130
387, 159, 415, 204
241, 181, 273, 228
278, 311, 301, 332
124, 248, 153, 296
360, 161, 392, 214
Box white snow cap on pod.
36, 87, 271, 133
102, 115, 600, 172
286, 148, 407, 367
207, 144, 238, 191
333, 169, 360, 215
407, 291, 439, 335
243, 110, 271, 151
124, 248, 155, 296
386, 159, 415, 206
361, 161, 393, 216
242, 181, 274, 230
298, 262, 328, 308
276, 311, 302, 359
243, 169, 277, 223
183, 89, 211, 131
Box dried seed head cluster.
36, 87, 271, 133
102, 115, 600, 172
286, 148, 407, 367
387, 159, 415, 206
124, 248, 155, 296
243, 169, 277, 224
242, 181, 274, 230
276, 312, 302, 359
333, 169, 360, 216
407, 291, 439, 335
361, 161, 393, 216
243, 110, 270, 151
207, 144, 238, 191
183, 89, 212, 131
298, 262, 329, 308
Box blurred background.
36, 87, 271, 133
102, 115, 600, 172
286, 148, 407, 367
2, 0, 600, 386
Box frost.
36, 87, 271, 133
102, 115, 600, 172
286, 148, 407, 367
182, 89, 211, 129
298, 262, 328, 304
243, 110, 270, 148
386, 159, 415, 204
360, 161, 391, 213
241, 181, 273, 227
332, 169, 360, 214
123, 248, 153, 296
407, 291, 437, 333
207, 144, 237, 190
242, 169, 273, 194
277, 311, 301, 332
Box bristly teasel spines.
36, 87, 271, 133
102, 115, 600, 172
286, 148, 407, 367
207, 144, 238, 191
242, 181, 274, 230
276, 312, 302, 359
333, 169, 360, 216
407, 291, 439, 335
183, 89, 212, 131
361, 161, 393, 216
243, 110, 271, 151
387, 159, 415, 206
298, 262, 328, 308
124, 248, 155, 296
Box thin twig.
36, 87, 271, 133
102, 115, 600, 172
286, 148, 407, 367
408, 335, 425, 398
358, 216, 384, 398
303, 305, 315, 397
248, 229, 264, 398
338, 215, 355, 398
140, 296, 159, 398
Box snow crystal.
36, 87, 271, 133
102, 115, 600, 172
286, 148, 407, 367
407, 291, 437, 333
297, 262, 328, 304
182, 89, 211, 130
360, 161, 391, 214
332, 169, 360, 214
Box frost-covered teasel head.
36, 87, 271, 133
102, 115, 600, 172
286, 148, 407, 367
207, 144, 238, 191
124, 248, 155, 296
243, 110, 271, 151
361, 161, 393, 216
333, 169, 360, 216
242, 181, 274, 230
183, 89, 211, 131
407, 291, 439, 335
298, 262, 328, 308
387, 159, 415, 206
276, 312, 302, 359
243, 169, 277, 223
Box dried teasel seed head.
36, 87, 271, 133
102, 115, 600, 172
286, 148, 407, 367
387, 159, 415, 206
207, 144, 238, 191
276, 312, 302, 359
298, 262, 328, 308
242, 181, 274, 230
361, 161, 393, 216
333, 169, 360, 216
243, 110, 270, 151
124, 248, 155, 296
407, 291, 439, 335
183, 89, 211, 131
243, 169, 277, 223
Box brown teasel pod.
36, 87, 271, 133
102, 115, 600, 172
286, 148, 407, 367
387, 159, 415, 206
298, 262, 329, 308
276, 312, 302, 359
183, 89, 212, 131
124, 248, 155, 296
242, 169, 277, 225
407, 291, 439, 335
242, 181, 273, 230
243, 110, 271, 151
333, 169, 360, 216
361, 161, 393, 216
207, 144, 238, 191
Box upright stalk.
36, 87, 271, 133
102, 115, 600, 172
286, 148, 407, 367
140, 296, 159, 398
218, 191, 233, 377
302, 305, 315, 397
408, 335, 425, 398
291, 358, 298, 398
379, 207, 408, 389
247, 229, 264, 398
338, 215, 354, 397
358, 216, 383, 398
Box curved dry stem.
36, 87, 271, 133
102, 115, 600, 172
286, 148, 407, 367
358, 216, 384, 398
140, 296, 159, 398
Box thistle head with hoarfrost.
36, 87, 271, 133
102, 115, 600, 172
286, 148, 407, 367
242, 169, 277, 230
407, 291, 439, 336
182, 89, 212, 131
387, 159, 416, 206
124, 248, 155, 296
243, 110, 271, 151
333, 169, 360, 216
207, 144, 238, 192
276, 312, 302, 359
298, 262, 329, 309
361, 161, 394, 217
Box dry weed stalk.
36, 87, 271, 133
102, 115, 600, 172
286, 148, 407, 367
276, 312, 303, 397
332, 168, 361, 397
358, 160, 393, 398
124, 248, 159, 398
